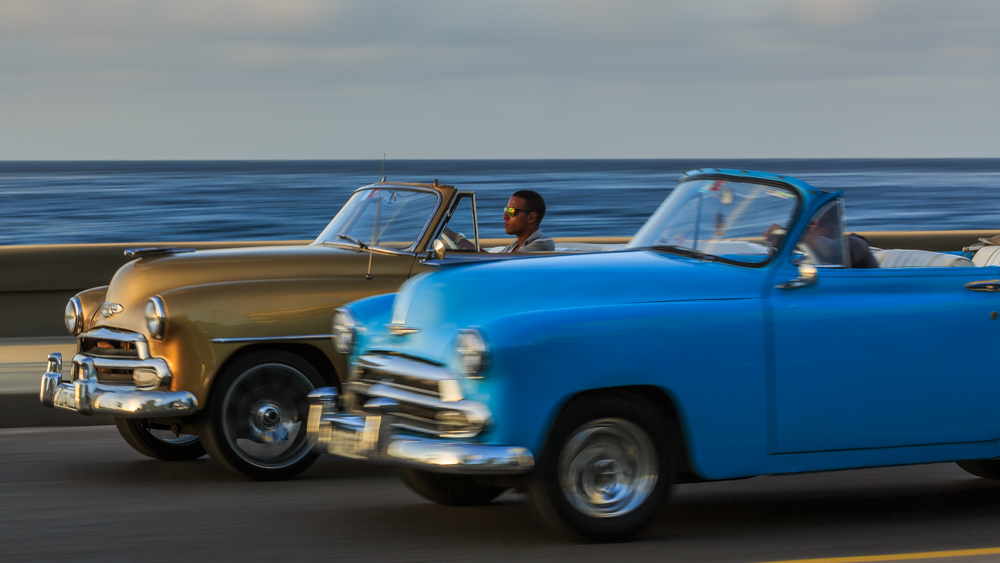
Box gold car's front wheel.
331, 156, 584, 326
199, 350, 324, 481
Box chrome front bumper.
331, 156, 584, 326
307, 387, 534, 474
39, 353, 198, 417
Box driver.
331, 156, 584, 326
500, 190, 555, 252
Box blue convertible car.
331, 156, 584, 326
307, 169, 1000, 541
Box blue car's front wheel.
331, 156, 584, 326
531, 393, 676, 542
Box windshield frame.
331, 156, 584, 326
313, 185, 443, 254
627, 174, 803, 268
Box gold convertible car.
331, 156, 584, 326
39, 180, 618, 480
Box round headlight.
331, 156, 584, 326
64, 296, 83, 335
145, 296, 166, 340
455, 328, 488, 377
332, 308, 357, 355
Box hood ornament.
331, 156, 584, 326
101, 303, 123, 317
386, 323, 419, 336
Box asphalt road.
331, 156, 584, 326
4, 427, 1000, 563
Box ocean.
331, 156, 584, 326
2, 159, 999, 246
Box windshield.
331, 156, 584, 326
627, 179, 799, 264
315, 188, 440, 251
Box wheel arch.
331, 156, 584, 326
205, 342, 340, 405
542, 384, 701, 483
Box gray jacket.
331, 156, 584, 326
500, 230, 555, 253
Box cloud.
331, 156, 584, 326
154, 0, 332, 33
788, 0, 873, 26
1, 0, 998, 158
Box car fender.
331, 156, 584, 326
340, 292, 397, 363
153, 278, 384, 405
474, 299, 771, 480
75, 285, 109, 333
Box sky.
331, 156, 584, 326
0, 0, 998, 160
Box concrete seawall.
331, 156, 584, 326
4, 232, 995, 339
0, 240, 312, 339
2, 231, 997, 428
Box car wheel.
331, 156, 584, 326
531, 394, 675, 542
114, 417, 206, 461
957, 459, 1000, 480
199, 350, 325, 481
400, 468, 508, 506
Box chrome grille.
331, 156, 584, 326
81, 337, 139, 359
348, 354, 490, 439
76, 328, 150, 384
357, 371, 441, 398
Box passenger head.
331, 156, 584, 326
503, 190, 546, 236
809, 206, 840, 240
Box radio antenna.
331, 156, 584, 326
367, 153, 386, 280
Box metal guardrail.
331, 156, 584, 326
1, 231, 997, 338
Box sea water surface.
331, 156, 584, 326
2, 159, 999, 246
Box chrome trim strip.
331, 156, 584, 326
82, 328, 147, 343
345, 380, 372, 395
357, 354, 454, 383
81, 328, 150, 359
352, 379, 437, 398
210, 334, 334, 344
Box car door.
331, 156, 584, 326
769, 241, 1000, 454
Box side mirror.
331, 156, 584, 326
775, 264, 818, 290
430, 239, 446, 260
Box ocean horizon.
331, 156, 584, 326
3, 159, 999, 246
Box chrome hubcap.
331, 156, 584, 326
221, 362, 315, 469
559, 418, 657, 518
250, 403, 289, 442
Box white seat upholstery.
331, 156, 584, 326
873, 249, 974, 268
698, 240, 770, 255
973, 246, 1000, 267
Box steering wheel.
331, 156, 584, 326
438, 229, 464, 251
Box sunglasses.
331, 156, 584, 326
503, 207, 532, 219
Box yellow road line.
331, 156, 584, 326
757, 547, 1000, 563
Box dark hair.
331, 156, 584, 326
512, 190, 546, 222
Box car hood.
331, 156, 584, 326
95, 243, 373, 333
365, 249, 770, 363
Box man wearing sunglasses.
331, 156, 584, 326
500, 190, 555, 252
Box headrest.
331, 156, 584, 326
873, 249, 974, 268
973, 246, 1000, 267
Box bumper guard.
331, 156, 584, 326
39, 353, 198, 417
307, 387, 534, 474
